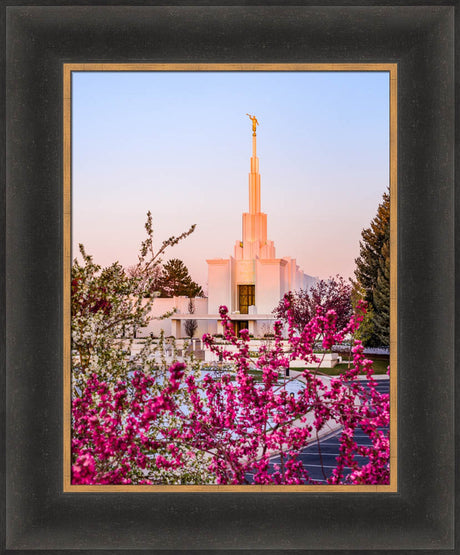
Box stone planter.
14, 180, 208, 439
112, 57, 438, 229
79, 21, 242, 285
289, 352, 340, 369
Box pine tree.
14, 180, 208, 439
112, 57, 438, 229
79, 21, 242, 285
373, 235, 390, 345
158, 258, 203, 298
354, 190, 390, 347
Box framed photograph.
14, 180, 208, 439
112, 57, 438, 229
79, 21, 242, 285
65, 63, 397, 493
4, 3, 455, 552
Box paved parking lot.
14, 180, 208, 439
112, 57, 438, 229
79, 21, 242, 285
249, 378, 390, 484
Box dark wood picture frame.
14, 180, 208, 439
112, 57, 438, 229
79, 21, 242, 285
3, 3, 456, 552
62, 61, 397, 494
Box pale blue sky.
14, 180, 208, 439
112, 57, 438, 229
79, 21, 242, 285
72, 71, 389, 289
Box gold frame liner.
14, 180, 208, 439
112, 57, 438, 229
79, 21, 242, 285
63, 63, 397, 492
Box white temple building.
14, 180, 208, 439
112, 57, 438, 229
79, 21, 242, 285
166, 115, 316, 338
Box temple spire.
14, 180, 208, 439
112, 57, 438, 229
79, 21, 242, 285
246, 114, 260, 214
232, 115, 275, 261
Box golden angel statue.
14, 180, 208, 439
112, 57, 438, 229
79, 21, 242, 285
246, 113, 259, 136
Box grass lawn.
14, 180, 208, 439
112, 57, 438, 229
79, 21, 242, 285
203, 356, 389, 381
291, 357, 389, 376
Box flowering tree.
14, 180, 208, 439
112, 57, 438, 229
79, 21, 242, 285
72, 213, 214, 484
72, 292, 390, 485
274, 275, 353, 333
125, 263, 163, 298
72, 211, 196, 383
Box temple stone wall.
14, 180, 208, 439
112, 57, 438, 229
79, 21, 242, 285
137, 296, 209, 338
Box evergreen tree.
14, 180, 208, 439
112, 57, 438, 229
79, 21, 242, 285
351, 282, 376, 346
159, 258, 203, 298
373, 235, 390, 345
353, 190, 390, 347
